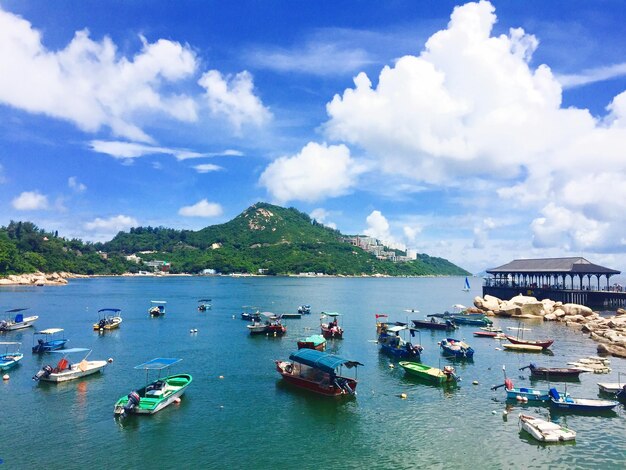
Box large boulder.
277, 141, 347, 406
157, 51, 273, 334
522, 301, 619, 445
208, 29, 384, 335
509, 294, 538, 306
482, 295, 501, 312
553, 308, 566, 318
562, 303, 594, 317
499, 303, 522, 317
520, 302, 547, 317
544, 312, 557, 321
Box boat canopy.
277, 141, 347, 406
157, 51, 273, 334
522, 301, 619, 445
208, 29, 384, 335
0, 342, 21, 346
301, 334, 326, 344
385, 325, 407, 334
51, 348, 90, 354
321, 312, 341, 317
150, 301, 167, 304
134, 357, 181, 370
35, 328, 64, 335
289, 349, 362, 374
5, 308, 28, 313
259, 312, 277, 318
98, 308, 121, 313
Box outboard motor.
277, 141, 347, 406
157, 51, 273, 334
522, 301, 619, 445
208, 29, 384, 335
98, 319, 106, 329
121, 391, 141, 417
33, 364, 53, 381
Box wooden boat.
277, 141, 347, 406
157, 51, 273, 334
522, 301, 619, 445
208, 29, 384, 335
376, 322, 422, 360
506, 336, 554, 349
411, 318, 456, 331
275, 349, 362, 397
32, 328, 68, 353
197, 299, 211, 311
93, 308, 123, 331
297, 334, 326, 351
33, 348, 107, 382
266, 320, 287, 336
114, 358, 192, 416
548, 388, 619, 412
503, 343, 543, 352
0, 342, 23, 371
399, 361, 459, 384
519, 363, 584, 380
440, 338, 474, 358
148, 300, 167, 317
297, 305, 311, 314
0, 308, 39, 331
321, 312, 343, 339
519, 414, 576, 442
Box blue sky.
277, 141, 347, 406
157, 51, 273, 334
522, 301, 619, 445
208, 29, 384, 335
1, 0, 626, 273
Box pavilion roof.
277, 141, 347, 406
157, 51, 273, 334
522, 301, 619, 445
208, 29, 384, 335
486, 257, 620, 275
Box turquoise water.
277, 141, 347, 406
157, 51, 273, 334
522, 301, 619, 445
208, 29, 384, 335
1, 276, 625, 469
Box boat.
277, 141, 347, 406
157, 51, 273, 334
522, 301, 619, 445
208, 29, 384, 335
32, 348, 107, 382
399, 361, 459, 384
32, 328, 68, 353
148, 301, 167, 317
473, 331, 503, 338
411, 318, 456, 331
266, 318, 287, 336
113, 358, 192, 417
440, 338, 474, 358
463, 277, 471, 292
429, 308, 493, 326
297, 305, 311, 314
0, 342, 23, 371
491, 367, 569, 402
247, 321, 268, 335
247, 312, 286, 336
507, 327, 532, 331
376, 321, 422, 360
503, 343, 544, 352
320, 312, 343, 339
548, 387, 619, 412
519, 414, 576, 442
297, 334, 326, 351
480, 326, 503, 332
0, 308, 39, 331
241, 307, 261, 322
505, 328, 554, 349
93, 308, 123, 331
519, 363, 585, 380
597, 382, 624, 394
197, 299, 212, 311
616, 386, 626, 404
280, 312, 302, 319
275, 348, 362, 397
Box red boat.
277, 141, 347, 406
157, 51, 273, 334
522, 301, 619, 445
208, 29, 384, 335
474, 331, 497, 338
275, 349, 361, 397
320, 312, 343, 339
506, 336, 554, 349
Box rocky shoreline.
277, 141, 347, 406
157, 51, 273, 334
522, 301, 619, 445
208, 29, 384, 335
472, 293, 626, 359
0, 271, 85, 286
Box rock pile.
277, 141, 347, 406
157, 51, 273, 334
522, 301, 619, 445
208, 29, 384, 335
0, 272, 73, 286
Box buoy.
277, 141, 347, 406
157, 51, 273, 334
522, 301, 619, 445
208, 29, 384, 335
2, 374, 9, 381
219, 375, 224, 379
516, 395, 523, 401
219, 405, 224, 409
174, 397, 181, 404
472, 380, 479, 385
389, 363, 395, 369
522, 397, 528, 403
492, 410, 497, 414
232, 315, 235, 319
193, 329, 198, 333
502, 410, 508, 416
190, 329, 194, 333
400, 393, 407, 399
107, 357, 114, 363
495, 347, 501, 351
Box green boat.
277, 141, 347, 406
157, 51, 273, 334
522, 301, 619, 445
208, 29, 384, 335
399, 361, 459, 384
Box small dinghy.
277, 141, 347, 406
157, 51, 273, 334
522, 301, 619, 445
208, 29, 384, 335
440, 338, 474, 358
549, 388, 619, 413
519, 414, 576, 442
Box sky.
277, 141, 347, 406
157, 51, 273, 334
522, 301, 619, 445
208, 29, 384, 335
1, 0, 626, 274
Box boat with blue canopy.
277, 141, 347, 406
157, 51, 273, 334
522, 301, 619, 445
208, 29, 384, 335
114, 358, 192, 417
93, 308, 123, 331
32, 328, 68, 353
375, 319, 422, 360
0, 308, 39, 331
197, 299, 212, 311
275, 349, 362, 397
148, 301, 167, 317
0, 342, 23, 371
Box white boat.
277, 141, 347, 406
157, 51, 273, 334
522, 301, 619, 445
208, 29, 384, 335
0, 308, 39, 331
519, 414, 576, 442
149, 300, 167, 317
32, 348, 107, 382
597, 382, 623, 393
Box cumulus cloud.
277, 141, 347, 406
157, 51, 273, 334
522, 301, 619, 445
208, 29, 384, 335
89, 140, 204, 161
364, 210, 405, 250
259, 142, 365, 203
68, 176, 87, 193
193, 163, 223, 174
0, 7, 198, 142
12, 190, 49, 210
198, 70, 271, 130
178, 199, 223, 217
310, 208, 337, 229
84, 214, 137, 233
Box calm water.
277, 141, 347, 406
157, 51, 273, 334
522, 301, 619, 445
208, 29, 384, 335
1, 276, 625, 469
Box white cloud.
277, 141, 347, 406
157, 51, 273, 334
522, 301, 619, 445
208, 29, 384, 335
403, 225, 422, 243
193, 163, 223, 173
310, 208, 337, 229
364, 210, 405, 250
178, 199, 223, 217
89, 140, 204, 161
0, 7, 198, 142
12, 190, 49, 210
68, 176, 86, 193
557, 62, 626, 89
85, 214, 138, 232
198, 70, 271, 130
176, 149, 244, 161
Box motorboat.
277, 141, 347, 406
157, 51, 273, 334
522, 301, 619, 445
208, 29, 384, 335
399, 361, 459, 384
548, 388, 619, 412
0, 308, 39, 331
114, 358, 192, 416
473, 331, 505, 338
503, 343, 543, 352
275, 349, 362, 397
33, 348, 107, 382
297, 334, 326, 351
197, 299, 212, 311
0, 342, 23, 371
148, 301, 167, 317
519, 363, 585, 380
491, 367, 569, 402
376, 320, 422, 360
93, 308, 123, 331
519, 414, 576, 442
297, 305, 311, 314
440, 338, 474, 358
320, 312, 343, 339
411, 318, 456, 331
32, 328, 68, 353
241, 306, 261, 322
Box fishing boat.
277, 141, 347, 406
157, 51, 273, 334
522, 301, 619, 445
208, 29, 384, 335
275, 349, 362, 397
247, 321, 268, 335
197, 299, 212, 311
519, 363, 585, 380
0, 342, 23, 371
114, 358, 192, 417
247, 312, 286, 336
148, 301, 167, 317
399, 361, 459, 384
463, 277, 471, 292
491, 367, 568, 402
0, 308, 39, 331
429, 307, 493, 326
266, 317, 287, 336
473, 331, 505, 338
32, 328, 68, 353
411, 318, 456, 331
297, 305, 311, 314
505, 328, 554, 349
548, 388, 619, 412
241, 306, 261, 322
32, 348, 107, 382
297, 334, 327, 351
320, 312, 343, 339
376, 321, 422, 360
440, 338, 474, 358
93, 308, 123, 331
519, 414, 576, 443
503, 343, 544, 352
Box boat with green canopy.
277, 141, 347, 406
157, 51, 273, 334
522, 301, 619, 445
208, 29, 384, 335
114, 358, 192, 417
399, 361, 459, 384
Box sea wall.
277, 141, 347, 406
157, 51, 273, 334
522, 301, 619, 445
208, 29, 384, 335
0, 271, 79, 286
473, 294, 626, 359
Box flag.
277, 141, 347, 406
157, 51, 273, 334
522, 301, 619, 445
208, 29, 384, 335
375, 314, 388, 319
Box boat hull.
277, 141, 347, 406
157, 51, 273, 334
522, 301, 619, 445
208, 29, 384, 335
529, 368, 582, 380
506, 336, 554, 349
519, 414, 576, 442
114, 374, 192, 415
0, 353, 23, 371
39, 360, 107, 382
503, 343, 543, 352
32, 339, 68, 353
93, 317, 122, 330
597, 382, 624, 393
399, 361, 457, 384
1, 315, 39, 331
411, 320, 455, 331
297, 335, 326, 351
275, 361, 356, 397
550, 398, 619, 412
321, 326, 343, 339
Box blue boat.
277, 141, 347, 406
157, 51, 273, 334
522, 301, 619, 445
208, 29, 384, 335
491, 367, 568, 402
549, 388, 619, 412
0, 342, 23, 371
376, 322, 422, 360
32, 328, 68, 353
440, 338, 474, 358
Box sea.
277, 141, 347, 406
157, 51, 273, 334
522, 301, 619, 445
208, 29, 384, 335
0, 276, 625, 469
